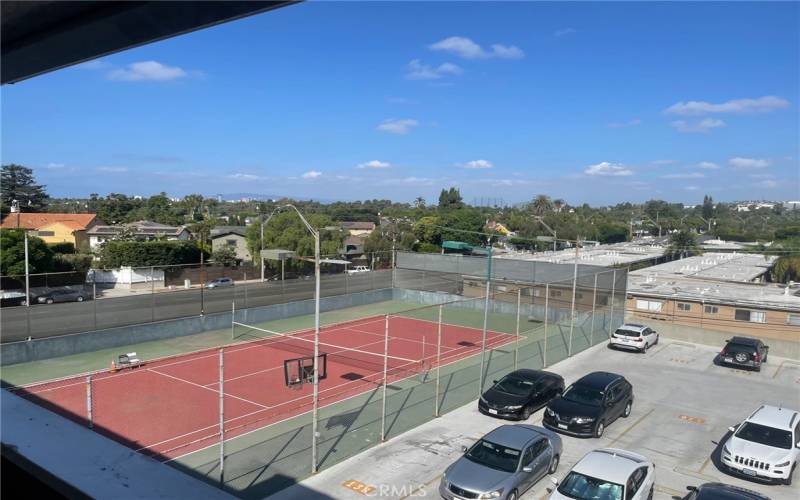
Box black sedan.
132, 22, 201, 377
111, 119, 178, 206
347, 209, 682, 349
36, 288, 91, 304
542, 371, 634, 438
683, 483, 769, 500
478, 369, 565, 420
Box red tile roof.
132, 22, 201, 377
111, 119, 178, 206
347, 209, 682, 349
0, 213, 98, 231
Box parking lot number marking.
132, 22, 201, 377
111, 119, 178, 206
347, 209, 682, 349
669, 358, 692, 364
678, 414, 705, 425
343, 480, 376, 495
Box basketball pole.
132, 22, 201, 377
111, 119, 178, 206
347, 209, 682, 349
380, 314, 389, 441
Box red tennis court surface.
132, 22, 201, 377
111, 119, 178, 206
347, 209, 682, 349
13, 315, 518, 462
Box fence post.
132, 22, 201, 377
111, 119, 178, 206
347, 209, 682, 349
478, 279, 491, 397
231, 302, 236, 340
435, 305, 442, 417
219, 348, 225, 485
543, 283, 549, 368
93, 280, 97, 330
381, 314, 389, 441
86, 375, 93, 429
567, 267, 578, 358
244, 271, 248, 310
608, 270, 617, 339
589, 273, 598, 346
514, 288, 521, 370
151, 266, 156, 323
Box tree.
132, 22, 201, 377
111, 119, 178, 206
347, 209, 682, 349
99, 240, 203, 268
438, 187, 464, 211
0, 229, 54, 275
414, 197, 426, 210
529, 195, 553, 216
1, 165, 50, 212
666, 230, 702, 259
702, 195, 715, 220
413, 216, 443, 246
212, 246, 239, 267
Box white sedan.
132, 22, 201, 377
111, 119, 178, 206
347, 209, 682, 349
550, 448, 656, 500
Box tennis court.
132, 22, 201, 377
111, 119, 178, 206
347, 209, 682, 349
12, 312, 519, 462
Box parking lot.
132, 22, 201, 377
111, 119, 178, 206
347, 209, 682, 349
273, 338, 800, 500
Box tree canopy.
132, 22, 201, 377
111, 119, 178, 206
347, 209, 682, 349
1, 165, 49, 212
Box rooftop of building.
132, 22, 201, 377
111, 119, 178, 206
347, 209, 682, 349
497, 238, 666, 267
87, 220, 186, 236
0, 212, 98, 230
630, 252, 776, 282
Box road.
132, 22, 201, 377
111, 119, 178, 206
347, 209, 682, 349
0, 271, 395, 343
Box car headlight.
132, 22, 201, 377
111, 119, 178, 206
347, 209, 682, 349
478, 488, 504, 499
545, 408, 555, 416
775, 461, 790, 467
505, 405, 523, 410
575, 417, 595, 424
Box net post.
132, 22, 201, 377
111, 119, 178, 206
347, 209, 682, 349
590, 272, 598, 346
86, 375, 93, 429
543, 283, 549, 368
219, 348, 225, 485
381, 314, 389, 441
514, 288, 521, 370
435, 304, 442, 417
608, 270, 617, 339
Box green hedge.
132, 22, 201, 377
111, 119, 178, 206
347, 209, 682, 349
99, 240, 203, 268
47, 242, 76, 254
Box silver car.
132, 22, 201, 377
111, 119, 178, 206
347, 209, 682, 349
205, 277, 234, 288
440, 425, 562, 500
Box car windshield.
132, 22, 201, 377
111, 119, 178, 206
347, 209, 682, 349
464, 439, 520, 473
735, 422, 792, 449
614, 329, 642, 337
557, 471, 623, 500
561, 384, 604, 406
494, 375, 535, 396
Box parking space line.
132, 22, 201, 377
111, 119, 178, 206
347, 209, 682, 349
607, 408, 654, 447
655, 484, 686, 497
772, 359, 800, 380
674, 465, 719, 483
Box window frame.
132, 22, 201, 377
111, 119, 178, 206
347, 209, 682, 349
677, 302, 691, 312
704, 305, 719, 314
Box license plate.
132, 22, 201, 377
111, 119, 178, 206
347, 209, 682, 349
724, 357, 733, 363
557, 423, 568, 429
742, 468, 756, 476
488, 409, 498, 415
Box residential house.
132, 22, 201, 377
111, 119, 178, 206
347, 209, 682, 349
0, 212, 100, 248
87, 220, 191, 250
210, 226, 251, 261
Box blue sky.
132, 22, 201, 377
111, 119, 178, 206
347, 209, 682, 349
2, 1, 798, 205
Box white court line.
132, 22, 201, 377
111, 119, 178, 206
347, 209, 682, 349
147, 368, 269, 410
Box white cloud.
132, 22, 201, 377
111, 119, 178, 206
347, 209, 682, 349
226, 173, 262, 181
729, 157, 770, 169
357, 160, 391, 169
696, 161, 719, 169
457, 159, 493, 169
377, 119, 419, 135
660, 172, 705, 179
671, 118, 726, 133
607, 119, 641, 128
554, 28, 577, 37
77, 59, 111, 70
665, 95, 789, 115
429, 36, 524, 60
96, 167, 128, 173
584, 162, 633, 177
302, 170, 322, 179
107, 61, 194, 81
405, 59, 463, 80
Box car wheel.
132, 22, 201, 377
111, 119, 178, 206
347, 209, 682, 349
521, 406, 532, 420
548, 455, 559, 474
642, 342, 649, 353
784, 463, 795, 486
76, 296, 84, 302
647, 486, 654, 500
46, 298, 54, 304
594, 421, 605, 438
763, 353, 768, 363
655, 335, 659, 345
623, 401, 632, 418
507, 490, 518, 500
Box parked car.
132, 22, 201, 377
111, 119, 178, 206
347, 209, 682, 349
720, 404, 799, 485
549, 448, 655, 500
205, 278, 234, 288
1, 290, 28, 307
36, 288, 90, 304
682, 483, 770, 500
347, 266, 370, 274
716, 337, 769, 372
542, 372, 634, 438
608, 324, 658, 353
479, 370, 565, 420
440, 424, 562, 500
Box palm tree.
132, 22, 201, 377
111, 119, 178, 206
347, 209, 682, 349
666, 230, 702, 259
530, 194, 553, 216
414, 197, 426, 209
553, 199, 566, 213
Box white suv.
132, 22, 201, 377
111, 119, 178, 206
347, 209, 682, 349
549, 448, 655, 500
721, 405, 800, 485
608, 324, 658, 353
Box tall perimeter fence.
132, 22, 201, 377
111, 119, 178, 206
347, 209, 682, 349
8, 251, 627, 498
